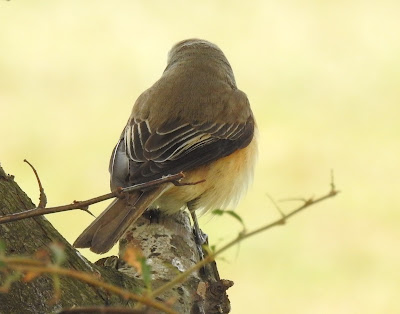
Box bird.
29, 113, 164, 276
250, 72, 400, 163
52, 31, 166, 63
73, 39, 257, 254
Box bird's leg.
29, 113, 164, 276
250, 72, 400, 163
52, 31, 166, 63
190, 210, 208, 260
187, 200, 208, 260
190, 209, 211, 282
188, 204, 222, 289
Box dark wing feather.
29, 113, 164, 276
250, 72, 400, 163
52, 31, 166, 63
110, 115, 254, 187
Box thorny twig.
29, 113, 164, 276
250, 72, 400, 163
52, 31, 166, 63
0, 256, 177, 314
150, 180, 340, 298
60, 307, 145, 313
0, 172, 184, 224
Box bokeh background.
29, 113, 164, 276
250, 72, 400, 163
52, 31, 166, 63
1, 1, 399, 313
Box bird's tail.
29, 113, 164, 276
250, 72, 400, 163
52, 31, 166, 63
73, 184, 171, 254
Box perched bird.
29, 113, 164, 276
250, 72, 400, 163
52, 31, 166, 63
74, 39, 257, 254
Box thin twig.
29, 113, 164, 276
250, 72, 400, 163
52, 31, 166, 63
2, 257, 177, 314
265, 193, 285, 219
0, 173, 184, 224
24, 159, 47, 208
150, 183, 340, 298
60, 307, 145, 313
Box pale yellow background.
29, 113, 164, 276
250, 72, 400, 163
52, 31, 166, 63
1, 1, 399, 313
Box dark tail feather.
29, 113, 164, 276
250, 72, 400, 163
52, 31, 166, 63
73, 184, 171, 254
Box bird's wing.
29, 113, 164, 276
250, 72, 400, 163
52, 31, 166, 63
110, 113, 254, 187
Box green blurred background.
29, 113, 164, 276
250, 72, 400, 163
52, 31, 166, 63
1, 1, 399, 313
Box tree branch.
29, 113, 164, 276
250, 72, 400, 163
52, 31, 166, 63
0, 173, 184, 224
151, 182, 340, 298
2, 256, 177, 314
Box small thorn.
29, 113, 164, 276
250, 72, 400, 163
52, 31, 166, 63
82, 208, 95, 217
73, 201, 94, 217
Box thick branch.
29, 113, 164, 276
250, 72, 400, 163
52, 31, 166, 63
0, 166, 188, 313
0, 164, 230, 313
